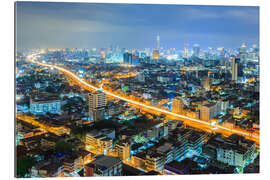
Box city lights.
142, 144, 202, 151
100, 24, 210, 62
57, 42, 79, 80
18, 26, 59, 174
15, 2, 259, 178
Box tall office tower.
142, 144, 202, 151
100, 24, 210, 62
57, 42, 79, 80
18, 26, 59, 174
88, 91, 107, 121
217, 47, 225, 56
172, 97, 184, 114
123, 52, 132, 64
183, 43, 188, 58
201, 76, 211, 91
217, 47, 225, 65
231, 57, 242, 81
240, 43, 247, 62
152, 35, 160, 60
232, 57, 238, 81
193, 44, 200, 57
156, 35, 160, 50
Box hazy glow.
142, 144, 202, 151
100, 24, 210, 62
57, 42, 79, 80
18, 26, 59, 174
16, 2, 259, 50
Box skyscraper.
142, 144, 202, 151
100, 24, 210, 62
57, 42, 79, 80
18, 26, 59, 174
232, 58, 238, 81
152, 50, 160, 60
153, 35, 160, 60
156, 35, 160, 50
123, 52, 132, 64
240, 43, 247, 54
183, 43, 188, 58
231, 57, 242, 81
240, 43, 247, 62
193, 44, 200, 57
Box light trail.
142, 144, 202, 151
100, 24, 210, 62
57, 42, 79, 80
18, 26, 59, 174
27, 55, 259, 143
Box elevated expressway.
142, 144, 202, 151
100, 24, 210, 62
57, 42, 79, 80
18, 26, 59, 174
26, 54, 259, 145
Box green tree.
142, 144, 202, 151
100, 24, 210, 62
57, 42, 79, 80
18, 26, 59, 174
16, 155, 35, 178
54, 140, 73, 153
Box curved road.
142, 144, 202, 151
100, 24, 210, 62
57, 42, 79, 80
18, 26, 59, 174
27, 54, 259, 144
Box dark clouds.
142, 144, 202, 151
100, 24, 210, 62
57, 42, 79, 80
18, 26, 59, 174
16, 2, 259, 50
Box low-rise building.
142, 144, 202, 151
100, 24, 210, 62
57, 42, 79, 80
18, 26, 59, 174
31, 160, 64, 178
30, 94, 61, 115
63, 153, 83, 173
203, 134, 255, 167
146, 153, 164, 171
84, 156, 122, 176
115, 140, 131, 161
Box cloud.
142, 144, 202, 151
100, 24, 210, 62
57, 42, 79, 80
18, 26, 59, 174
15, 2, 259, 50
182, 6, 259, 24
225, 8, 259, 24
184, 7, 220, 19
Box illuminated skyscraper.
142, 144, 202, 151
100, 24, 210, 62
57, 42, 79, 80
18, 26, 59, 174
153, 35, 160, 60
153, 50, 160, 60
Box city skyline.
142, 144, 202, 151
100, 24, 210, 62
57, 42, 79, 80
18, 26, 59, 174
15, 2, 260, 177
16, 2, 259, 50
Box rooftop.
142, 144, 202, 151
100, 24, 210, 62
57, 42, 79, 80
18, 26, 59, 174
88, 156, 121, 170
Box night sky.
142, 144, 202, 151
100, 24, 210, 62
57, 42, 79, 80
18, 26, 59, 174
16, 2, 259, 50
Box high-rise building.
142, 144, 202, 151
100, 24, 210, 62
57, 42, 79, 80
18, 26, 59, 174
88, 91, 107, 121
240, 43, 247, 54
88, 91, 107, 110
232, 58, 238, 81
200, 103, 220, 121
172, 97, 184, 114
231, 57, 242, 81
239, 43, 248, 62
183, 43, 188, 58
153, 35, 160, 60
132, 55, 140, 65
156, 35, 160, 50
153, 50, 160, 60
123, 52, 132, 64
193, 44, 200, 57
217, 47, 225, 56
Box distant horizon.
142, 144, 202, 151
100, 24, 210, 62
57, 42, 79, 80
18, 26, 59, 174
16, 2, 259, 51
